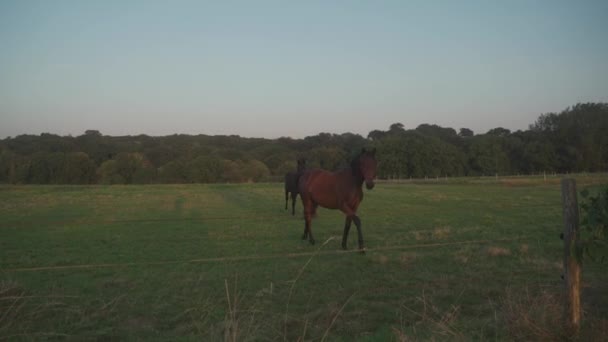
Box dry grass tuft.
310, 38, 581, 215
432, 226, 451, 239
501, 286, 608, 341
430, 193, 448, 201
453, 246, 474, 264
582, 318, 608, 342
399, 252, 417, 266
223, 277, 264, 342
502, 287, 566, 341
412, 231, 425, 241
0, 280, 26, 334
0, 280, 22, 297
519, 244, 529, 254
393, 289, 464, 340
410, 227, 451, 241
391, 326, 413, 341
455, 255, 469, 264
486, 246, 511, 257
284, 237, 336, 341
502, 285, 608, 341
375, 254, 389, 264
0, 280, 79, 339
100, 277, 136, 290
321, 293, 356, 342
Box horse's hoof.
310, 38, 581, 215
341, 244, 348, 250
359, 248, 366, 255
302, 235, 307, 240
309, 239, 315, 245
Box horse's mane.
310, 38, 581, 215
350, 154, 362, 175
349, 150, 368, 176
349, 148, 376, 175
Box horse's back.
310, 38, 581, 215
298, 169, 343, 209
299, 169, 334, 190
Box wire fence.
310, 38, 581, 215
1, 202, 563, 229
2, 236, 533, 273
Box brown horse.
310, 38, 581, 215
284, 158, 306, 215
298, 148, 377, 251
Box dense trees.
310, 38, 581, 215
373, 103, 607, 178
0, 103, 606, 184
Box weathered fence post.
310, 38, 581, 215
561, 178, 581, 334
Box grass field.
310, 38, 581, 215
1, 175, 607, 340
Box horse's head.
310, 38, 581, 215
353, 148, 378, 190
296, 158, 306, 172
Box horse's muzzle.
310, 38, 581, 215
365, 181, 375, 190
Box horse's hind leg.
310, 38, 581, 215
291, 193, 297, 216
302, 221, 308, 240
341, 217, 352, 250
285, 189, 289, 210
302, 205, 315, 245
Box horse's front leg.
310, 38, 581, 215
285, 189, 289, 210
291, 193, 297, 216
352, 215, 364, 252
342, 216, 352, 250
341, 205, 364, 253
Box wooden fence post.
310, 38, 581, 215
561, 178, 581, 334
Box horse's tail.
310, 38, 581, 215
284, 174, 290, 209
294, 173, 301, 195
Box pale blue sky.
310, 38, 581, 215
1, 0, 607, 138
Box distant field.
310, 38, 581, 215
1, 176, 607, 340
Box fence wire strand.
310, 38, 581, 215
1, 204, 562, 229
2, 236, 530, 273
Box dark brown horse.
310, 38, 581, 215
298, 148, 377, 251
284, 158, 306, 215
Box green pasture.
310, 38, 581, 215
1, 176, 607, 340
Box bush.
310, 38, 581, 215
580, 186, 608, 262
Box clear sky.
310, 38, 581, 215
1, 1, 607, 139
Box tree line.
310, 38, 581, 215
0, 103, 606, 184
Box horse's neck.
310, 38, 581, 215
340, 167, 364, 187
